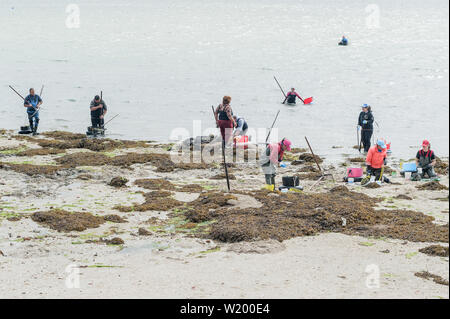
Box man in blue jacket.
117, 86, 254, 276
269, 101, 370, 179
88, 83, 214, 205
24, 88, 43, 135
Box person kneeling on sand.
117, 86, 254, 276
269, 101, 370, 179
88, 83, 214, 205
364, 139, 390, 183
260, 138, 292, 190
413, 140, 437, 180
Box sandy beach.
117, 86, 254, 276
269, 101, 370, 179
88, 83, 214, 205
0, 130, 448, 299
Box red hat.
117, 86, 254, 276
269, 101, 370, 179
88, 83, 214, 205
282, 139, 292, 151
422, 140, 430, 147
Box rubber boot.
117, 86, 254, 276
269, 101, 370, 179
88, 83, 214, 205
32, 121, 39, 136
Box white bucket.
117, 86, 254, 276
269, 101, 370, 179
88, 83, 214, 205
370, 176, 376, 183
418, 167, 423, 175
405, 172, 412, 180
348, 178, 354, 184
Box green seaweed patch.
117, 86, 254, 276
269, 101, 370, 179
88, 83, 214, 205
200, 246, 221, 254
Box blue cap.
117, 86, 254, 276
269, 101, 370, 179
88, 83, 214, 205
362, 104, 370, 108
377, 139, 386, 149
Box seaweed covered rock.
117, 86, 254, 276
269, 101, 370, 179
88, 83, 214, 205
419, 245, 449, 257
185, 189, 448, 243
416, 181, 448, 191
109, 177, 129, 188
0, 163, 62, 176
31, 209, 105, 232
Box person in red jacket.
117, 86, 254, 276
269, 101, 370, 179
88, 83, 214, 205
365, 139, 388, 181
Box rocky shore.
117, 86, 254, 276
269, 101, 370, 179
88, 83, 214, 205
0, 129, 448, 298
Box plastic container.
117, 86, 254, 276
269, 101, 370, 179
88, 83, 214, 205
418, 167, 423, 174
347, 178, 354, 184
405, 172, 412, 180
402, 162, 417, 172
347, 168, 364, 178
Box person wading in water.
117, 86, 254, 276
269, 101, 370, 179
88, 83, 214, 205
24, 88, 43, 136
214, 96, 236, 144
90, 95, 108, 128
283, 88, 303, 105
358, 104, 374, 153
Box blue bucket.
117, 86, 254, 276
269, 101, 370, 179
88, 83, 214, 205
402, 162, 417, 172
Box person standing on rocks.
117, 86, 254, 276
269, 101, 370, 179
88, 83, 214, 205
260, 138, 292, 190
358, 104, 374, 153
90, 95, 108, 128
214, 96, 236, 144
24, 88, 43, 136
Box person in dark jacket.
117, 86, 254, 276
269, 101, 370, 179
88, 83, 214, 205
415, 140, 437, 178
358, 104, 374, 153
24, 88, 43, 136
283, 88, 303, 104
90, 95, 108, 128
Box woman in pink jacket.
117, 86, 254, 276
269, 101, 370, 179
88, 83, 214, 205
260, 138, 292, 187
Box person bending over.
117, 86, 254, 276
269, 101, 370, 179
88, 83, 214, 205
260, 138, 292, 189
90, 95, 108, 128
232, 115, 248, 137
365, 139, 388, 181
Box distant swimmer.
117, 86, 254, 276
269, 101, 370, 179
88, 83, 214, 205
24, 88, 43, 136
283, 88, 303, 105
338, 35, 348, 46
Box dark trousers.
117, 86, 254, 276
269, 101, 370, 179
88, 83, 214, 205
421, 167, 437, 178
367, 167, 390, 183
265, 174, 275, 185
28, 113, 40, 132
91, 117, 104, 128
361, 129, 373, 152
